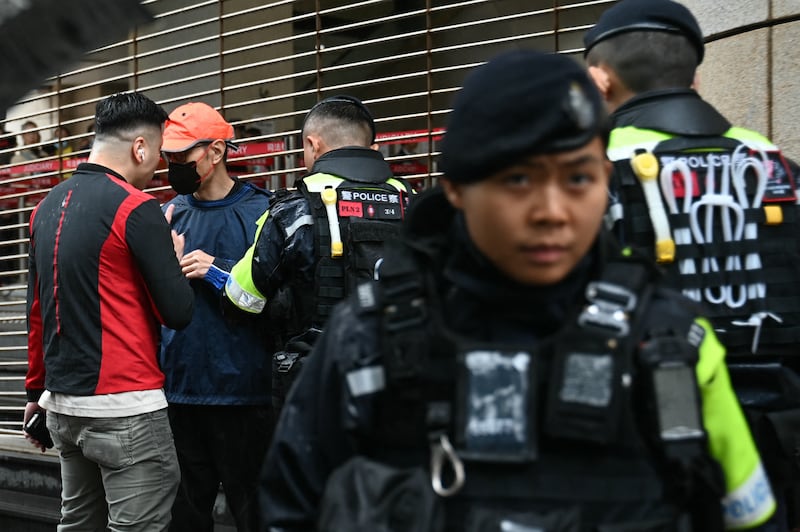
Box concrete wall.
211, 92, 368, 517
680, 0, 800, 159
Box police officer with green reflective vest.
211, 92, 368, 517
584, 1, 800, 528
222, 96, 412, 411
258, 50, 776, 532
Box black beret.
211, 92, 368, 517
440, 50, 608, 184
583, 0, 704, 64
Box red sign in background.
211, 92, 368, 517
0, 130, 440, 208
0, 141, 288, 208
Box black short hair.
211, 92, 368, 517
94, 92, 168, 138
302, 95, 375, 147
586, 31, 698, 93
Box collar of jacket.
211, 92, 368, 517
305, 146, 393, 184
76, 162, 128, 183
612, 88, 731, 136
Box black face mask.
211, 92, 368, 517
168, 161, 202, 195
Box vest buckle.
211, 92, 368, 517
577, 281, 636, 337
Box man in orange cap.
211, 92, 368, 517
160, 101, 275, 532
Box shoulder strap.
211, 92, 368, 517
376, 242, 433, 382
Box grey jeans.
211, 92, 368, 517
47, 408, 180, 532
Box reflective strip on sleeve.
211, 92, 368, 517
346, 366, 386, 397
284, 214, 313, 240
722, 462, 776, 530
225, 274, 266, 313
223, 209, 271, 313
694, 318, 776, 529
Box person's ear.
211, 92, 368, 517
369, 142, 380, 151
133, 137, 146, 163
691, 72, 701, 92
209, 140, 225, 164
588, 65, 611, 100
306, 134, 323, 157
440, 178, 464, 210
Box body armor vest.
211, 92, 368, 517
347, 243, 719, 531
297, 172, 410, 329
607, 127, 800, 358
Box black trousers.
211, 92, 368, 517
168, 404, 275, 532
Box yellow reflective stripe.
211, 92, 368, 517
224, 209, 270, 313
254, 208, 270, 230
607, 127, 671, 161
722, 462, 775, 530
694, 319, 776, 528
608, 125, 779, 162
725, 127, 778, 151
386, 177, 409, 192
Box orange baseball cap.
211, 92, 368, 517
161, 102, 236, 152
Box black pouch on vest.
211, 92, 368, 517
544, 329, 624, 445
454, 347, 538, 462
317, 456, 444, 532
638, 335, 704, 445
271, 328, 321, 412
465, 505, 581, 532
745, 407, 800, 486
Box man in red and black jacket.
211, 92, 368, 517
24, 92, 194, 532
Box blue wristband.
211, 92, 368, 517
204, 264, 229, 290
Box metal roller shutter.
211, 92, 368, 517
0, 0, 614, 433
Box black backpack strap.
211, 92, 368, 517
378, 244, 431, 382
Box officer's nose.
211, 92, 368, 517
530, 184, 568, 226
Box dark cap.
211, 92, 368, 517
583, 0, 704, 64
440, 50, 608, 184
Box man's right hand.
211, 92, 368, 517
23, 401, 49, 453
164, 204, 185, 261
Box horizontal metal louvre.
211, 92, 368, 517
0, 0, 613, 433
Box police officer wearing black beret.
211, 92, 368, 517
585, 2, 800, 530
258, 50, 773, 531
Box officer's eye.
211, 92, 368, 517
163, 152, 185, 163
567, 173, 593, 187
502, 173, 531, 186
